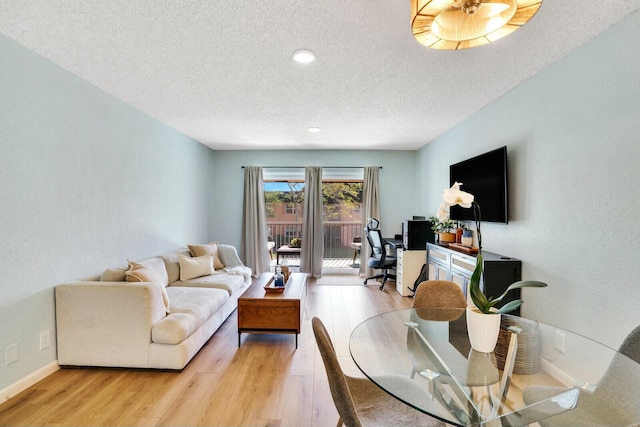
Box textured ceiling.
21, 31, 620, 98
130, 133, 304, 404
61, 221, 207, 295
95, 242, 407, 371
1, 1, 639, 150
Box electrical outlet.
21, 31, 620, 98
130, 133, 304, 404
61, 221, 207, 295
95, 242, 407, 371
5, 344, 18, 365
39, 330, 50, 350
555, 330, 566, 353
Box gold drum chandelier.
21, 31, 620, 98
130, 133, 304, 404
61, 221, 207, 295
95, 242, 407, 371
411, 0, 542, 50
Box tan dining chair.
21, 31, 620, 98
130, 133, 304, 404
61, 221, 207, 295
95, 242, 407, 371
522, 324, 640, 427
312, 317, 444, 427
412, 280, 467, 310
408, 280, 500, 415
409, 280, 469, 374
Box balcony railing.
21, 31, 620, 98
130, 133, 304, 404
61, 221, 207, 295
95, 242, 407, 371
267, 221, 363, 259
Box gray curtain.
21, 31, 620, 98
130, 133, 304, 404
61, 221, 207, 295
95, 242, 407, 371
300, 166, 323, 277
241, 166, 270, 275
359, 166, 380, 277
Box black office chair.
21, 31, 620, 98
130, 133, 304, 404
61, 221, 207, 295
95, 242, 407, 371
363, 218, 396, 291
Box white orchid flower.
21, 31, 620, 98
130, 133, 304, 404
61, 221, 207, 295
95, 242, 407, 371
442, 182, 474, 208
437, 202, 449, 221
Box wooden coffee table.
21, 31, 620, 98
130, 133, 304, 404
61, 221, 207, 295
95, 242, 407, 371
237, 272, 307, 348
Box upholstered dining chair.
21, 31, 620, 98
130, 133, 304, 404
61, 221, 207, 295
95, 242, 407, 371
312, 317, 444, 427
408, 281, 468, 380
521, 324, 640, 427
412, 280, 467, 310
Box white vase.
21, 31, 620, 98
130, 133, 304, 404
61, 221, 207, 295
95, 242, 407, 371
466, 306, 501, 353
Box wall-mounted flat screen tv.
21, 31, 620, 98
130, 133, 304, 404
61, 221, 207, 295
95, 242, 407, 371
449, 146, 508, 223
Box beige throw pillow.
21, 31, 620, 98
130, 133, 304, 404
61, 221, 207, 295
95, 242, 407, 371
188, 243, 224, 270
125, 264, 171, 314
178, 254, 215, 281
100, 267, 127, 282
129, 257, 169, 287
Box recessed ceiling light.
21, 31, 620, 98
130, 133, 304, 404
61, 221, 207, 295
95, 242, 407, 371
292, 49, 316, 64
308, 127, 320, 133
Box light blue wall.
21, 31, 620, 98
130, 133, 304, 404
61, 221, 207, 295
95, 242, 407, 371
417, 11, 640, 348
0, 34, 213, 392
4, 8, 640, 397
210, 150, 419, 248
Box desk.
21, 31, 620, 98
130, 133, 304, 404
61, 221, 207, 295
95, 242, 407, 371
383, 237, 403, 250
349, 308, 640, 426
276, 245, 301, 265
383, 237, 403, 262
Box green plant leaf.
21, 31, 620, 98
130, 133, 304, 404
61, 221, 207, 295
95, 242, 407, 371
505, 280, 548, 291
490, 280, 548, 306
469, 254, 492, 313
495, 299, 524, 314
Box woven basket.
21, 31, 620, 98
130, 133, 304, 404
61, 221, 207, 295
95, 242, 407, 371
494, 317, 541, 375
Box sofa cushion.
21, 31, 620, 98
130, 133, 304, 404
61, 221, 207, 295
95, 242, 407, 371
125, 265, 171, 314
178, 254, 214, 281
171, 271, 247, 295
152, 287, 229, 345
188, 243, 225, 270
100, 267, 127, 282
129, 257, 169, 287
160, 248, 192, 284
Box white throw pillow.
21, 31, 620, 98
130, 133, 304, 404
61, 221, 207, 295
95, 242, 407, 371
178, 254, 215, 281
125, 264, 171, 314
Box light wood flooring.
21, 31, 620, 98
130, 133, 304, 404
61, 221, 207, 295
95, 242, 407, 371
0, 277, 412, 427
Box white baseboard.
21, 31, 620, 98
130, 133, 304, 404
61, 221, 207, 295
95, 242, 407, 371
1, 361, 59, 403
541, 358, 574, 387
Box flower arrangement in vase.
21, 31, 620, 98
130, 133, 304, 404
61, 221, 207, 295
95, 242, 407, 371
438, 182, 548, 352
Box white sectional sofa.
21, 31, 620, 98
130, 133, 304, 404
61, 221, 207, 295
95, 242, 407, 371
55, 243, 252, 370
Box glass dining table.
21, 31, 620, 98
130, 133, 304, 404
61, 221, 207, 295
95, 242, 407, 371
349, 308, 640, 427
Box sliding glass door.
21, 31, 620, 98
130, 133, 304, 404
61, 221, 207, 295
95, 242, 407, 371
321, 181, 362, 271
263, 168, 363, 272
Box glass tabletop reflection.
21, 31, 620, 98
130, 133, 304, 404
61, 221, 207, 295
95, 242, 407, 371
349, 308, 639, 427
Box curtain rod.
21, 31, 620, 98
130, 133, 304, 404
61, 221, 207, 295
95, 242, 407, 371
241, 166, 382, 169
